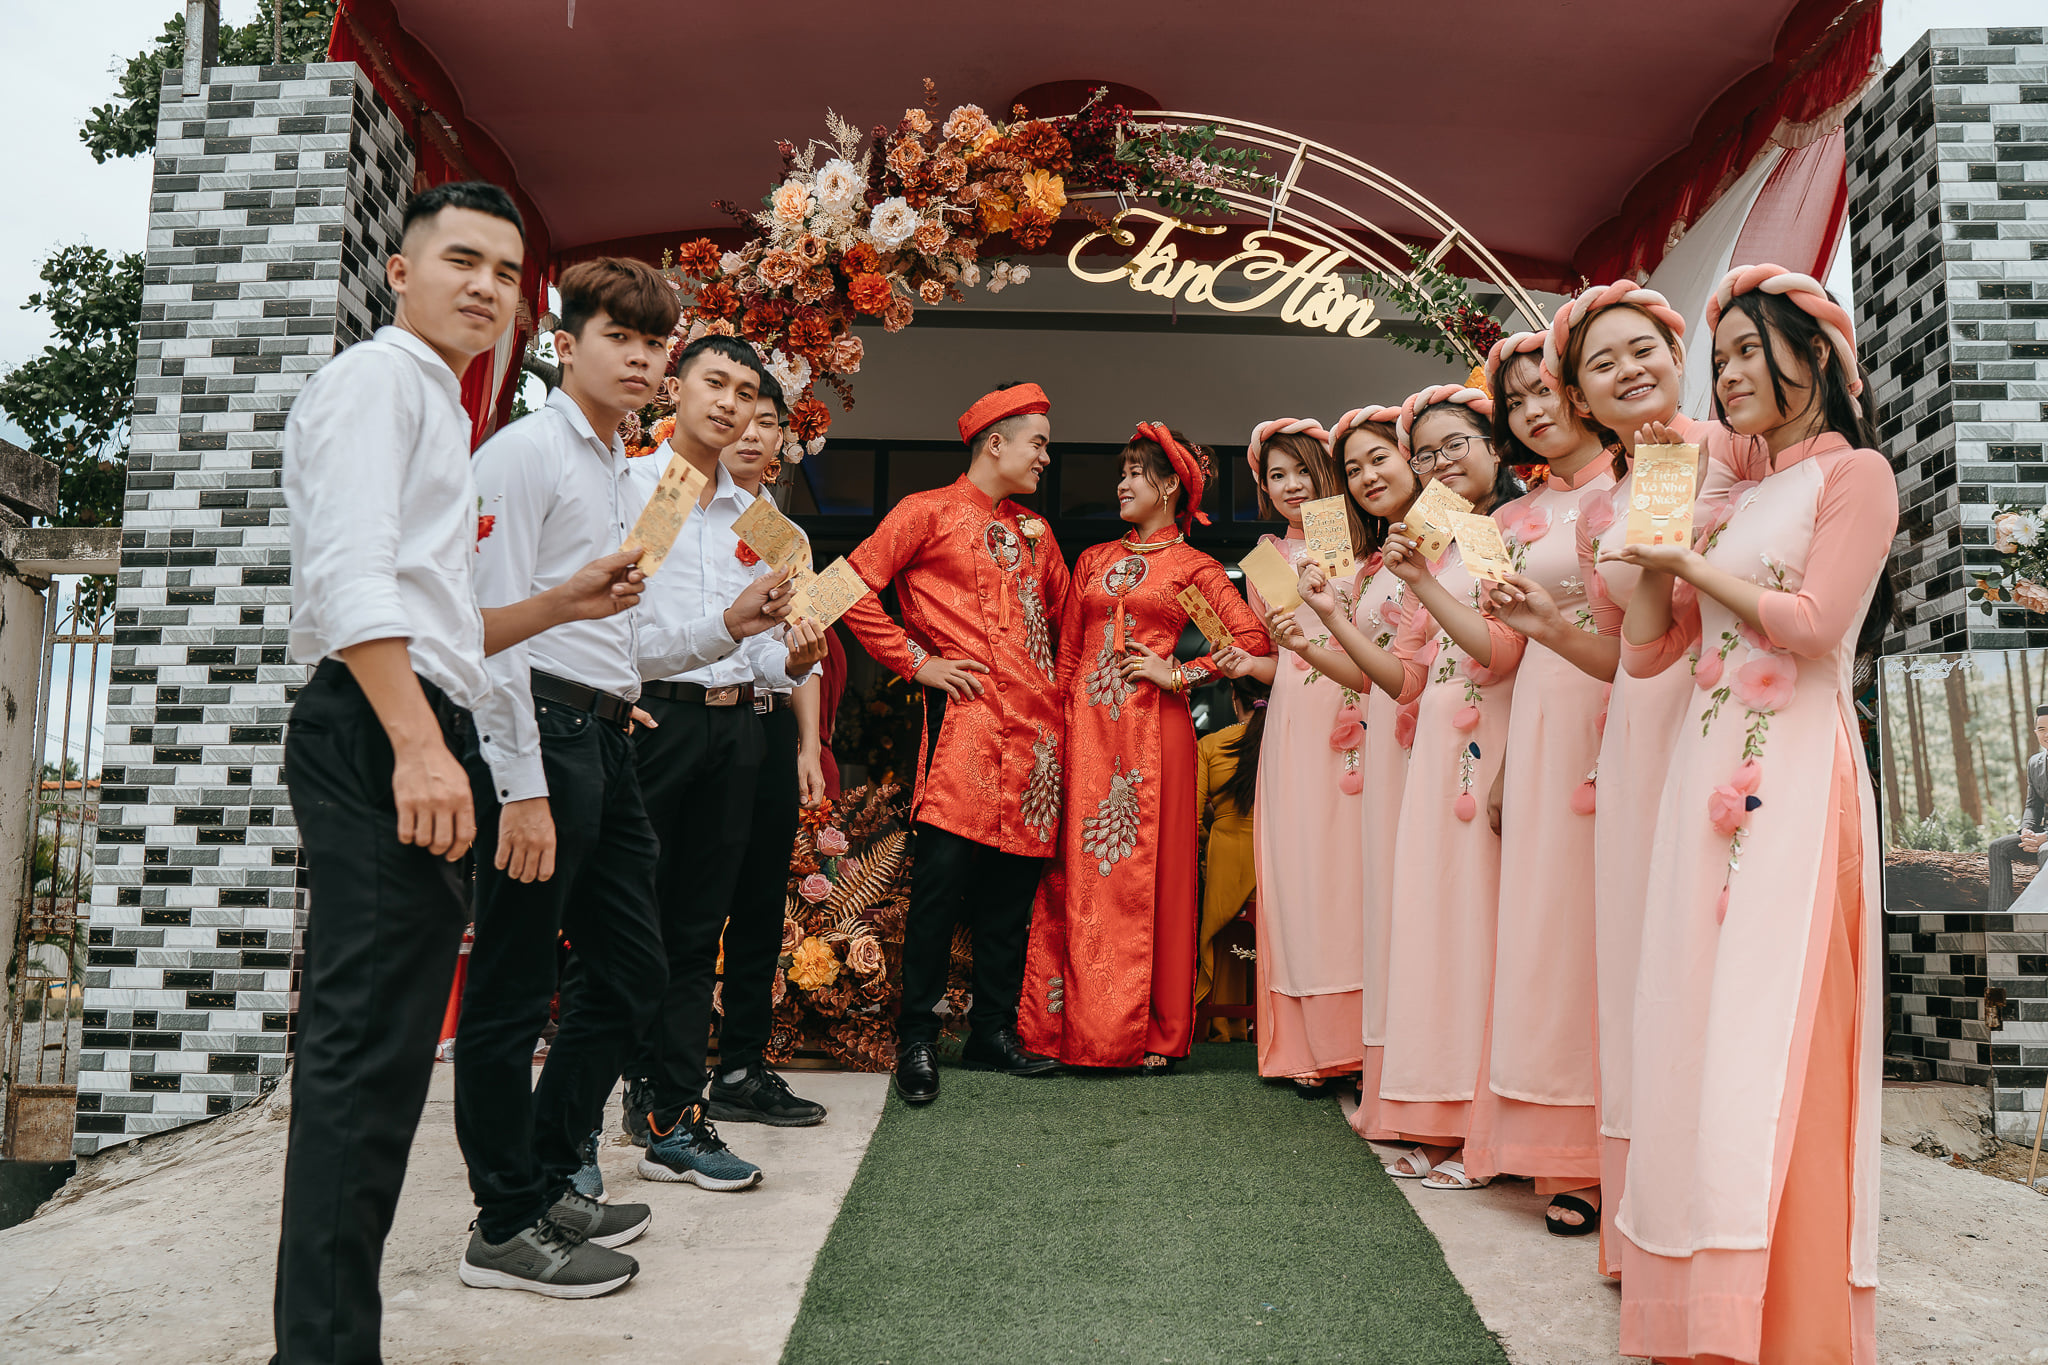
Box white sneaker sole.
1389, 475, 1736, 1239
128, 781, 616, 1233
457, 1260, 635, 1298
585, 1210, 651, 1248
635, 1155, 762, 1191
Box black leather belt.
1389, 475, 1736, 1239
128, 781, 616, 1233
754, 690, 787, 715
644, 680, 756, 708
530, 670, 635, 731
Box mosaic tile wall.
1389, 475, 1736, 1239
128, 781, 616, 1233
75, 62, 413, 1153
1849, 27, 2048, 1142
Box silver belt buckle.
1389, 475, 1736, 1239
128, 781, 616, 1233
705, 684, 742, 707
754, 692, 773, 714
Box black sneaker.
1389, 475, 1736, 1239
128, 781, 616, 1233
708, 1064, 828, 1127
622, 1078, 655, 1149
458, 1217, 638, 1298
547, 1188, 651, 1249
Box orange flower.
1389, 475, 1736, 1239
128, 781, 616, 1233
846, 273, 893, 315
758, 250, 803, 289
788, 936, 840, 991
676, 237, 723, 278
842, 242, 880, 275
1009, 204, 1055, 251
695, 279, 739, 317
977, 190, 1016, 235
793, 269, 835, 306
1019, 168, 1066, 215
790, 395, 832, 440
882, 296, 915, 332
919, 279, 946, 304
886, 138, 927, 179
942, 104, 991, 143
912, 221, 949, 255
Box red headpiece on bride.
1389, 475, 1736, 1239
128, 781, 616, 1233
1133, 422, 1210, 532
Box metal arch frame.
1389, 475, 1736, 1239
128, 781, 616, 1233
1069, 111, 1551, 346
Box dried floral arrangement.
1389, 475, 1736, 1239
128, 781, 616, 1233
734, 781, 972, 1069
1366, 244, 1507, 370
1972, 506, 2048, 616
625, 82, 1268, 459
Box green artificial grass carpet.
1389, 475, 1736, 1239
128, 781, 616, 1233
782, 1042, 1507, 1364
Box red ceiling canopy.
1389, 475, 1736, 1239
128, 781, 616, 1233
332, 0, 1876, 290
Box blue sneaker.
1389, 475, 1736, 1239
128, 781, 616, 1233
635, 1105, 763, 1191
569, 1129, 605, 1201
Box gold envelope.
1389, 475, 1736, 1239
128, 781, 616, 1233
1449, 510, 1514, 583
732, 495, 813, 578
1177, 583, 1236, 651
1239, 540, 1303, 614
1301, 495, 1355, 578
787, 557, 868, 628
1626, 444, 1699, 547
1404, 480, 1473, 564
624, 456, 709, 577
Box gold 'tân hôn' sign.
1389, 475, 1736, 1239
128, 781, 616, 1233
1403, 480, 1474, 564
1626, 444, 1699, 547
624, 456, 709, 576
1239, 540, 1303, 614
1177, 583, 1236, 652
786, 557, 867, 629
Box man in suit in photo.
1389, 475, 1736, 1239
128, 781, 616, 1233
1987, 704, 2048, 913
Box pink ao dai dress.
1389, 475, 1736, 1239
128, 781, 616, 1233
1247, 533, 1366, 1079
1462, 458, 1617, 1189
1373, 547, 1523, 1146
1617, 432, 1894, 1365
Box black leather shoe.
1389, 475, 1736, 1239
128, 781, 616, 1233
894, 1042, 939, 1105
961, 1027, 1060, 1077
708, 1064, 827, 1127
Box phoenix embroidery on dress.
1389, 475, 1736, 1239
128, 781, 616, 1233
1085, 613, 1139, 717
1081, 758, 1145, 876
1022, 722, 1062, 842
1017, 576, 1055, 678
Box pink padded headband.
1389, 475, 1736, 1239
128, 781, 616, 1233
1483, 330, 1547, 394
1329, 405, 1403, 451
1540, 280, 1685, 392
1246, 417, 1333, 483
1395, 384, 1494, 453
1705, 263, 1863, 398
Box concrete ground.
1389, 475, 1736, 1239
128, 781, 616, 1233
1343, 1092, 2048, 1365
0, 1066, 889, 1364
5, 1067, 2044, 1364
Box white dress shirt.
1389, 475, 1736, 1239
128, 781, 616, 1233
470, 388, 647, 802
283, 326, 507, 765
628, 452, 816, 690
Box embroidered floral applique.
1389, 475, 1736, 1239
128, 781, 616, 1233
1021, 722, 1061, 841
1081, 759, 1145, 876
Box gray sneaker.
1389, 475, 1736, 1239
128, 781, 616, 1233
547, 1188, 651, 1249
458, 1218, 638, 1298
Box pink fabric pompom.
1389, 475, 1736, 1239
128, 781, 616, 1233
1694, 649, 1724, 691
1338, 769, 1364, 796
1452, 705, 1481, 733
1570, 780, 1597, 816
1500, 502, 1553, 545
1336, 703, 1364, 725
1731, 652, 1797, 714
1394, 707, 1418, 750
1737, 620, 1774, 654
1329, 719, 1366, 751
1411, 640, 1440, 672
1458, 654, 1489, 683
1707, 785, 1749, 836
1454, 792, 1478, 822
1578, 486, 1616, 538
1292, 650, 1311, 671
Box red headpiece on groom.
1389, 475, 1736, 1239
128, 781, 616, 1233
958, 382, 1051, 445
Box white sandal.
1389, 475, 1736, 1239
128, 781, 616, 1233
1386, 1149, 1434, 1180
1420, 1158, 1490, 1191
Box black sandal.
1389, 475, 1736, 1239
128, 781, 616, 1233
1545, 1193, 1600, 1237
1140, 1053, 1180, 1076
1291, 1077, 1333, 1098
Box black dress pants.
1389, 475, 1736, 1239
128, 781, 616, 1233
273, 661, 470, 1364
719, 701, 800, 1074
629, 693, 763, 1116
1988, 832, 2038, 914
897, 822, 1046, 1047
455, 701, 664, 1243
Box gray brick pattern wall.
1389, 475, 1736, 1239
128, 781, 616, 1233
76, 62, 414, 1154
1850, 28, 2048, 1143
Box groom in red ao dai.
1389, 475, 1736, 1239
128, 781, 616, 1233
841, 382, 1070, 1101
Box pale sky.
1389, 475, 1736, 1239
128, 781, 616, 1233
1, 0, 2042, 449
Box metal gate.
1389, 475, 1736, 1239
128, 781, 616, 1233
4, 579, 111, 1161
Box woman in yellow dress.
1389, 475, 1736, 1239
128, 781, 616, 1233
1195, 676, 1268, 1040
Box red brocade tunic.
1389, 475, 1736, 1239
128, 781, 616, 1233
842, 475, 1071, 856
1018, 531, 1271, 1066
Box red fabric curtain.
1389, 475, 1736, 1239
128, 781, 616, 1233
329, 0, 550, 445
1729, 130, 1850, 283
1571, 0, 1879, 285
